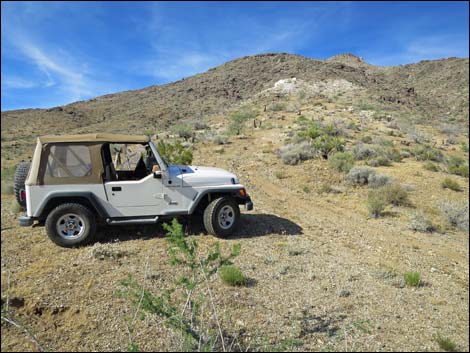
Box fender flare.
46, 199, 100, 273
35, 192, 109, 220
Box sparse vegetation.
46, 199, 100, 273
434, 334, 457, 352
439, 201, 469, 232
441, 178, 462, 192
156, 140, 193, 165
446, 156, 469, 177
404, 272, 421, 287
412, 145, 444, 162
367, 190, 386, 218
409, 212, 436, 233
171, 123, 193, 140
346, 167, 376, 185
119, 219, 243, 351
278, 141, 317, 165
328, 151, 355, 172
218, 265, 246, 286
423, 162, 440, 172
383, 184, 410, 206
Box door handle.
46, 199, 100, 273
112, 186, 122, 191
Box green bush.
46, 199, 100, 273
353, 144, 377, 160
346, 167, 376, 185
368, 174, 392, 188
383, 184, 410, 206
412, 145, 444, 162
367, 156, 392, 167
328, 152, 355, 173
218, 265, 246, 286
423, 162, 440, 172
278, 142, 317, 165
434, 334, 457, 352
172, 124, 193, 139
367, 190, 386, 218
441, 178, 462, 192
447, 156, 469, 177
270, 102, 286, 111
228, 109, 259, 135
409, 212, 436, 233
313, 135, 344, 159
361, 135, 373, 144
439, 201, 469, 232
404, 272, 421, 287
157, 140, 193, 165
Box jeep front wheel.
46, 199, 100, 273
203, 197, 240, 237
45, 203, 96, 247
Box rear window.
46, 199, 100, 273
45, 145, 92, 178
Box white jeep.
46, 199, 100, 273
16, 133, 253, 247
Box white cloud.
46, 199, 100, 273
1, 75, 37, 89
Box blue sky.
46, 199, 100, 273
1, 1, 468, 111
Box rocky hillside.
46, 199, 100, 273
1, 53, 468, 138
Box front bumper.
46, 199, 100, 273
18, 215, 33, 227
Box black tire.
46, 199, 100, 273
14, 161, 30, 208
45, 203, 97, 247
203, 197, 240, 237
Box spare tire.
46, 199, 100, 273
14, 161, 30, 208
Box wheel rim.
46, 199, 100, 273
218, 205, 235, 230
56, 213, 86, 239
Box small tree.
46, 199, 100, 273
157, 141, 193, 165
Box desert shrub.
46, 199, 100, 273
441, 178, 462, 192
460, 142, 469, 153
119, 218, 242, 351
274, 171, 286, 179
295, 115, 308, 124
368, 174, 392, 188
228, 109, 258, 135
367, 156, 392, 167
409, 212, 436, 233
212, 134, 229, 145
346, 167, 376, 185
404, 272, 421, 287
423, 162, 440, 172
328, 152, 355, 173
353, 143, 377, 160
439, 201, 469, 232
218, 265, 246, 286
412, 145, 444, 162
299, 123, 322, 140
361, 135, 373, 143
367, 190, 386, 218
446, 156, 469, 177
434, 334, 457, 352
172, 124, 193, 139
408, 129, 430, 144
313, 136, 344, 159
383, 184, 410, 206
270, 102, 286, 111
400, 150, 412, 159
278, 142, 317, 165
193, 121, 209, 130
382, 147, 402, 162
157, 140, 193, 165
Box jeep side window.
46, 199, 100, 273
45, 145, 92, 178
104, 143, 160, 181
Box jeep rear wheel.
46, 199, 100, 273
45, 203, 96, 247
14, 161, 30, 208
203, 197, 240, 237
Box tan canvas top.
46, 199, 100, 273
26, 134, 150, 186
39, 133, 149, 144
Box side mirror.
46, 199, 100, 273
153, 171, 162, 179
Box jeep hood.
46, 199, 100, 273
170, 165, 238, 187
